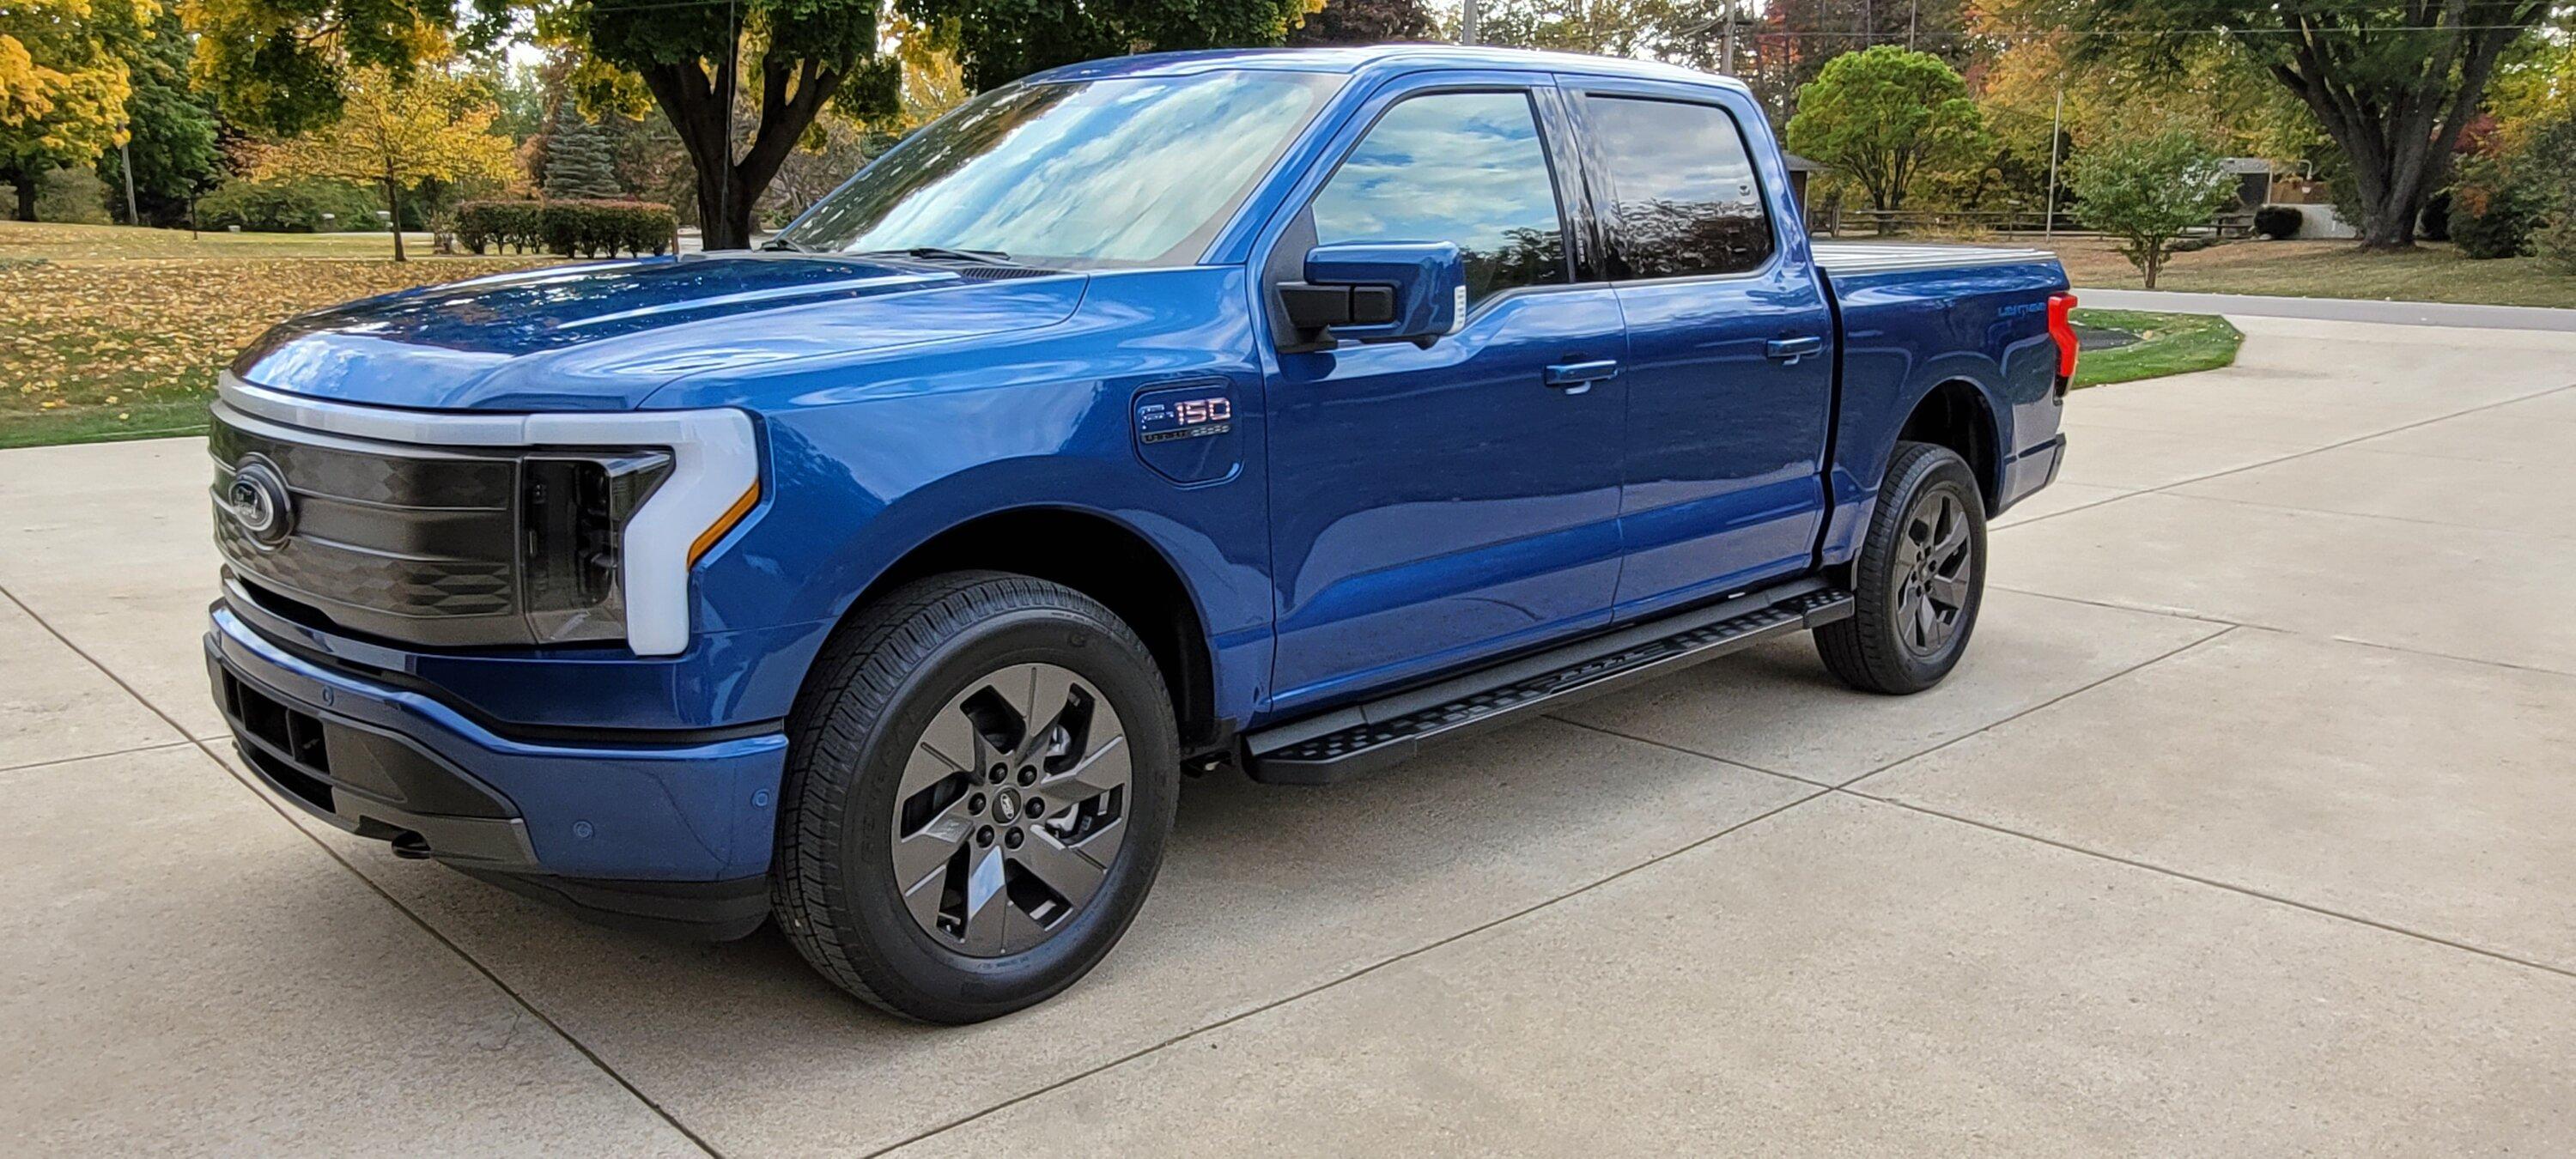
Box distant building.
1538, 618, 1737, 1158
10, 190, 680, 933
1783, 152, 1826, 220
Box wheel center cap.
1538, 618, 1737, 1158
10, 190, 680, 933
993, 788, 1022, 824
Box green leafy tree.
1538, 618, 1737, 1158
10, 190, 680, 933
566, 0, 899, 249
189, 0, 891, 249
98, 7, 219, 225
2066, 125, 2234, 288
2069, 0, 2552, 251
902, 0, 1318, 94
194, 0, 1315, 249
253, 64, 520, 260
1289, 0, 1435, 44
542, 114, 623, 198
2, 0, 146, 221
1784, 46, 1987, 228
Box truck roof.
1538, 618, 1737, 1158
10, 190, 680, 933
1021, 45, 1752, 96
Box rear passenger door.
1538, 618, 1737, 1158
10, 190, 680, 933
1567, 83, 1838, 619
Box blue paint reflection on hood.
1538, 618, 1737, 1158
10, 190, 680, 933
230, 252, 1091, 412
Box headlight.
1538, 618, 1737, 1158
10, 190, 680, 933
521, 452, 672, 644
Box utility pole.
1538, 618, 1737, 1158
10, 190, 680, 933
2044, 84, 2064, 237
1460, 0, 1479, 45
118, 130, 138, 226
1909, 0, 1918, 49
1720, 0, 1736, 74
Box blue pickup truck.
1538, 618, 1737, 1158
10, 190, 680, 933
205, 45, 2073, 1022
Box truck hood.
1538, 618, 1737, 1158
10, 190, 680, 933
229, 252, 1090, 411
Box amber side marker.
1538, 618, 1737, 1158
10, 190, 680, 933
690, 482, 762, 566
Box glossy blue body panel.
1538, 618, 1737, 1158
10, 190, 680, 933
208, 45, 2065, 883
1812, 258, 2071, 564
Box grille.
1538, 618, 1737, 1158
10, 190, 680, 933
210, 405, 532, 646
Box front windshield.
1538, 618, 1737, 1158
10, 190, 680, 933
778, 70, 1341, 267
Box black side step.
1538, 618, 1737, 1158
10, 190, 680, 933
1244, 580, 1856, 785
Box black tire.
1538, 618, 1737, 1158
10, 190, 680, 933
1815, 441, 1988, 695
772, 571, 1179, 1023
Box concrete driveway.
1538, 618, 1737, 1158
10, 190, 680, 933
4, 314, 2573, 1155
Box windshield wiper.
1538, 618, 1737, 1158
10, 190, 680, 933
856, 246, 1023, 266
761, 235, 816, 254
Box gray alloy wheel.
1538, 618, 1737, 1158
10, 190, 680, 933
1893, 489, 1974, 658
773, 571, 1177, 1023
892, 663, 1133, 957
1814, 440, 1987, 695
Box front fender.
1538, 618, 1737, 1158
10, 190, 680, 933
673, 267, 1277, 726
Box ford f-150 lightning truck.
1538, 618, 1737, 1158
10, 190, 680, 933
206, 45, 2075, 1022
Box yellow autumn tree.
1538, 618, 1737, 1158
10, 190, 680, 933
2, 0, 145, 221
252, 64, 518, 261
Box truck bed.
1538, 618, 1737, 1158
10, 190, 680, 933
1810, 240, 2062, 275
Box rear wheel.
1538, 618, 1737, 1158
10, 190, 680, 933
772, 572, 1178, 1022
1816, 441, 1987, 695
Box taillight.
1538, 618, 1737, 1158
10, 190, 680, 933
2047, 292, 2079, 380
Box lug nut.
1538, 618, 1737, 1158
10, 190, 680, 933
1005, 828, 1025, 849
976, 825, 994, 846
987, 764, 1008, 784
968, 792, 987, 814
1025, 798, 1045, 818
1018, 766, 1037, 786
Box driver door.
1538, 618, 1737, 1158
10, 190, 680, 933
1261, 82, 1629, 713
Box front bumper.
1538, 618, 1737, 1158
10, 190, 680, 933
207, 605, 787, 938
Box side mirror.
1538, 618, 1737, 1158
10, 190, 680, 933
1278, 241, 1466, 350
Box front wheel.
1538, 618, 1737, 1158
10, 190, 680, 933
1815, 440, 1988, 695
772, 572, 1179, 1022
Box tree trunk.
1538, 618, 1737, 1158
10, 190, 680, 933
10, 170, 39, 221
2266, 15, 2536, 252
640, 48, 850, 253
383, 170, 408, 263
694, 167, 755, 250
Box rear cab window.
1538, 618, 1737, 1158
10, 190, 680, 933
1582, 94, 1776, 280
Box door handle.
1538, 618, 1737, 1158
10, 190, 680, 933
1766, 336, 1825, 362
1544, 359, 1620, 391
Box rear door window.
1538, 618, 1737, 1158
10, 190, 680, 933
1584, 95, 1775, 279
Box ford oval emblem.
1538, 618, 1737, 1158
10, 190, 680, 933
227, 458, 295, 548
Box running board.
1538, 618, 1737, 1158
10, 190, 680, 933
1244, 580, 1855, 785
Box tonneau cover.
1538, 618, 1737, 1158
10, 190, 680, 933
1810, 241, 2059, 275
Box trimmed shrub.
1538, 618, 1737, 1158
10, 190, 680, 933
539, 199, 677, 258
456, 200, 545, 254
2447, 169, 2537, 259
199, 178, 384, 233
36, 169, 113, 223
459, 199, 675, 258
2252, 204, 2303, 240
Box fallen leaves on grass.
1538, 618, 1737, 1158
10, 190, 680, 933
1, 256, 554, 414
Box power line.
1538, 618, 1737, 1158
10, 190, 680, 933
580, 0, 2547, 37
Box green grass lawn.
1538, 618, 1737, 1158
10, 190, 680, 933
2069, 309, 2244, 388
1, 221, 554, 450
2041, 238, 2576, 308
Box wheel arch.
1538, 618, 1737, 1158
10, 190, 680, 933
819, 505, 1224, 755
1895, 378, 2004, 513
